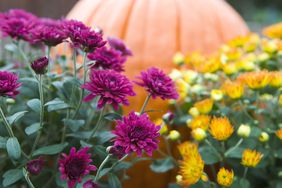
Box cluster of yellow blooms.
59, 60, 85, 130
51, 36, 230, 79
170, 23, 282, 187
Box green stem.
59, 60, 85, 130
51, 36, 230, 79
72, 52, 87, 119
95, 155, 111, 181
224, 138, 243, 157
72, 48, 77, 78
0, 105, 14, 137
87, 107, 105, 141
140, 94, 151, 114
243, 167, 248, 178
23, 168, 35, 188
46, 46, 51, 73
61, 109, 70, 143
205, 140, 223, 160
239, 100, 253, 121
109, 154, 128, 172
30, 75, 44, 154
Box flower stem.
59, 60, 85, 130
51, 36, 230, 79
72, 48, 77, 78
30, 75, 45, 154
72, 52, 87, 119
205, 139, 223, 161
109, 154, 128, 172
224, 138, 243, 157
140, 94, 151, 114
87, 107, 105, 141
0, 105, 14, 137
23, 168, 35, 188
243, 167, 248, 178
46, 46, 51, 73
61, 109, 70, 143
95, 154, 111, 181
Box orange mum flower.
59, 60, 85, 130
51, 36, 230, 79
194, 98, 214, 114
209, 117, 234, 141
275, 128, 282, 140
269, 71, 282, 87
263, 22, 282, 39
222, 80, 244, 99
217, 167, 234, 187
188, 115, 211, 130
238, 71, 271, 89
241, 149, 263, 167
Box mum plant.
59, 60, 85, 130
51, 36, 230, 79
0, 9, 178, 188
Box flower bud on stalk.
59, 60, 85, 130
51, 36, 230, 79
259, 132, 269, 142
237, 124, 251, 138
31, 57, 49, 75
168, 130, 180, 141
192, 128, 207, 141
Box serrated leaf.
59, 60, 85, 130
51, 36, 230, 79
150, 157, 175, 173
45, 98, 70, 112
108, 173, 122, 188
27, 99, 41, 113
6, 137, 21, 160
63, 119, 85, 132
2, 169, 23, 187
32, 143, 68, 156
25, 123, 41, 135
0, 136, 7, 148
7, 111, 28, 125
103, 113, 122, 121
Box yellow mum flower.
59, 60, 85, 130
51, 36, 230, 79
222, 63, 238, 75
175, 79, 189, 100
177, 142, 204, 186
269, 71, 282, 87
209, 117, 234, 141
222, 80, 244, 99
191, 128, 207, 141
238, 71, 271, 89
211, 89, 224, 101
275, 128, 282, 140
263, 22, 282, 39
188, 115, 211, 130
241, 149, 263, 167
217, 168, 234, 187
194, 98, 214, 114
182, 70, 198, 84
173, 52, 185, 65
261, 39, 278, 53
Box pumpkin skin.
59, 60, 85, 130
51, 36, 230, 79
66, 1, 249, 187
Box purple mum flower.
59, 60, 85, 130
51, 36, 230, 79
30, 18, 67, 46
82, 70, 135, 110
107, 37, 132, 56
135, 67, 179, 100
108, 145, 126, 159
63, 20, 106, 52
26, 157, 45, 175
112, 112, 161, 156
0, 9, 37, 41
83, 180, 99, 188
0, 71, 21, 98
31, 57, 49, 74
87, 46, 126, 72
59, 147, 96, 188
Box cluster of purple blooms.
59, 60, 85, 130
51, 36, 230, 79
0, 9, 179, 188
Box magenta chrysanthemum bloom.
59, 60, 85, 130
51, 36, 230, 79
87, 46, 126, 72
108, 145, 126, 159
31, 57, 49, 74
59, 147, 96, 188
0, 71, 21, 98
112, 112, 161, 156
31, 18, 67, 46
107, 37, 132, 57
82, 70, 135, 110
63, 20, 106, 52
135, 67, 179, 100
0, 9, 37, 40
83, 180, 99, 188
26, 157, 45, 175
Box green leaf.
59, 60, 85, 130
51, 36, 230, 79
150, 157, 175, 173
6, 137, 21, 160
96, 168, 111, 179
225, 147, 244, 159
230, 178, 250, 188
2, 169, 23, 187
25, 123, 41, 135
103, 113, 122, 121
32, 143, 68, 156
96, 131, 116, 144
63, 119, 85, 132
45, 98, 70, 112
80, 140, 93, 148
199, 146, 221, 165
27, 98, 41, 113
7, 111, 28, 125
0, 136, 7, 149
108, 173, 122, 188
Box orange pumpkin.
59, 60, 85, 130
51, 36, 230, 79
65, 1, 249, 187
66, 0, 249, 118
